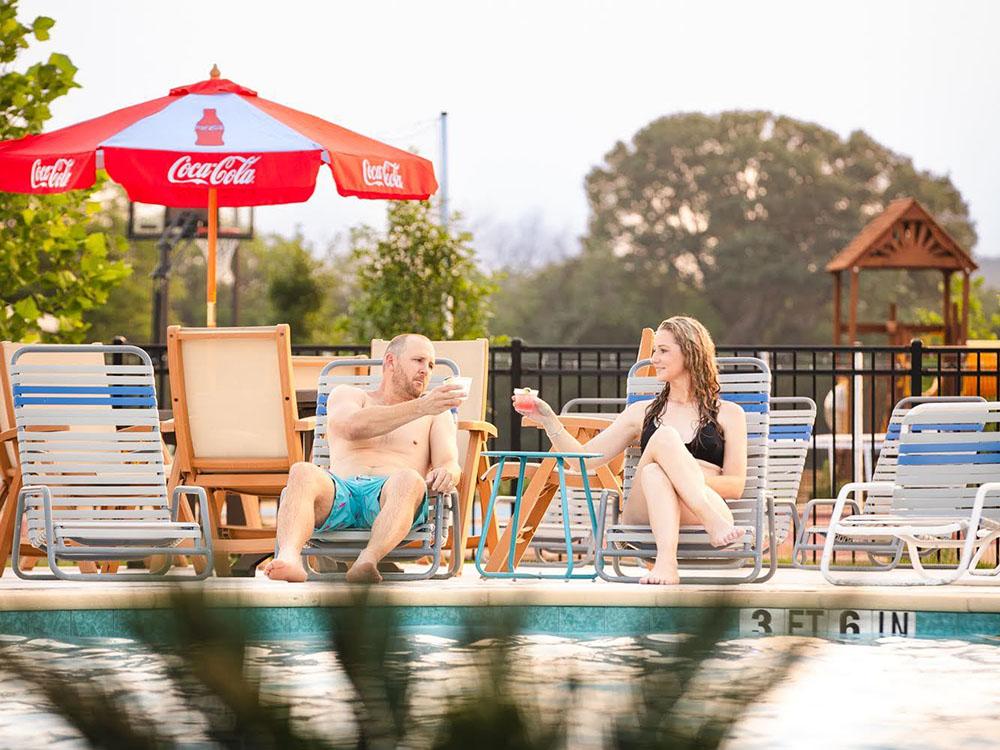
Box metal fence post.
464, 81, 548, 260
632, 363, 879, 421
909, 338, 923, 398
510, 337, 523, 451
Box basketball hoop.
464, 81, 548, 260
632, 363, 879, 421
195, 227, 243, 286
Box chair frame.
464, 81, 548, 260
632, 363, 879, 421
8, 344, 213, 581
165, 325, 309, 575
820, 400, 1000, 586
793, 395, 987, 570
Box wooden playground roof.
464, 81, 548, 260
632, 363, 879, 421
826, 197, 977, 273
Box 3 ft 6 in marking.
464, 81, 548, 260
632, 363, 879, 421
739, 608, 916, 637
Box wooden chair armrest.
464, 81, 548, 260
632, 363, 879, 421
0, 427, 16, 443
295, 417, 316, 432
160, 419, 175, 433
523, 415, 615, 432
458, 420, 498, 438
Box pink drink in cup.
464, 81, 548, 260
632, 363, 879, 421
513, 387, 538, 413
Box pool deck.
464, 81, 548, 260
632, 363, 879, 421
3, 567, 1000, 614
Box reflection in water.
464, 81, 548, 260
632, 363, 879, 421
1, 632, 998, 748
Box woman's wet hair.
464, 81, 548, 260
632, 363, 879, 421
641, 316, 722, 440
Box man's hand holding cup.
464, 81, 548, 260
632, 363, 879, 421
422, 381, 466, 416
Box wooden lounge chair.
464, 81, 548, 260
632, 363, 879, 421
595, 357, 772, 584
821, 400, 1000, 585
8, 344, 212, 580
371, 338, 498, 573
299, 356, 464, 580
165, 325, 310, 575
793, 395, 986, 570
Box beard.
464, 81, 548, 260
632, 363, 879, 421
393, 369, 425, 400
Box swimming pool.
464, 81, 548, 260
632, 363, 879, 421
1, 628, 998, 749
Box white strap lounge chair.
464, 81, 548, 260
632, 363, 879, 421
794, 395, 986, 570
10, 344, 212, 581
820, 400, 1000, 586
299, 357, 462, 581
596, 357, 772, 584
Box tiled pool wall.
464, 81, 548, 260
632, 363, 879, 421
2, 605, 1000, 640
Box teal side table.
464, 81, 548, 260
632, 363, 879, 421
475, 450, 601, 579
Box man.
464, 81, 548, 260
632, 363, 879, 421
264, 334, 464, 583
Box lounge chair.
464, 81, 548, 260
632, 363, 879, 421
299, 357, 463, 580
596, 357, 772, 584
821, 400, 1000, 585
0, 342, 131, 576
8, 344, 212, 580
165, 325, 311, 575
793, 395, 986, 570
763, 397, 817, 564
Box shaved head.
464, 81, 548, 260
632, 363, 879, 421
385, 333, 430, 363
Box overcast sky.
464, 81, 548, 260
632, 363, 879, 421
15, 0, 1000, 261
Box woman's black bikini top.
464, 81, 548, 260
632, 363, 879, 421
639, 410, 726, 468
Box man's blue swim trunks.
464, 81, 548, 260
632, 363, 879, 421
315, 473, 429, 532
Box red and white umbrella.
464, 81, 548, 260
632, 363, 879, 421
0, 66, 438, 324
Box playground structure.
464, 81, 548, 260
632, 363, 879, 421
827, 197, 978, 347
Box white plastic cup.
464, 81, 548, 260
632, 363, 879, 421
447, 376, 473, 399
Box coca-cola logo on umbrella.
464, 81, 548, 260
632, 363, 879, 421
362, 159, 404, 189
167, 155, 261, 186
30, 158, 76, 189
195, 108, 225, 146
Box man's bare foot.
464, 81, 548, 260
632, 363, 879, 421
345, 561, 383, 584
640, 561, 680, 585
264, 557, 308, 582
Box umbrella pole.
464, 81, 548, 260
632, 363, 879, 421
207, 188, 218, 327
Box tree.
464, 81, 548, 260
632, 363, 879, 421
0, 2, 129, 342
349, 201, 495, 341
574, 111, 977, 344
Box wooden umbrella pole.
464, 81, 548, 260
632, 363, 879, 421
207, 187, 218, 327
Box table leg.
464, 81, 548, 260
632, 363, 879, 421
508, 458, 528, 572
475, 456, 507, 576
557, 458, 573, 577
485, 457, 556, 573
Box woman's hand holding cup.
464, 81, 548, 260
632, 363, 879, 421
511, 387, 554, 419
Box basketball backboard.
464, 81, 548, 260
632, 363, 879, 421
127, 202, 254, 241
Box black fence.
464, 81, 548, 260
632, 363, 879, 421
125, 337, 999, 506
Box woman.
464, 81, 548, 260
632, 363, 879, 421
513, 316, 747, 585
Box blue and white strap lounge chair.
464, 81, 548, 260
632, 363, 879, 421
299, 357, 462, 581
821, 400, 1000, 586
10, 344, 212, 581
763, 397, 816, 565
794, 395, 986, 570
596, 357, 772, 584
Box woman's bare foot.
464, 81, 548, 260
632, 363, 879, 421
640, 560, 680, 585
700, 508, 746, 548
345, 560, 383, 584
264, 557, 308, 582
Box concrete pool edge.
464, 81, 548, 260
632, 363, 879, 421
4, 573, 1000, 614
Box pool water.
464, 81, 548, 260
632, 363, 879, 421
2, 630, 999, 748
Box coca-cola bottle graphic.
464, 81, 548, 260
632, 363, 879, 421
194, 108, 225, 146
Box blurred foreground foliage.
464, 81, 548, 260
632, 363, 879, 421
0, 589, 801, 749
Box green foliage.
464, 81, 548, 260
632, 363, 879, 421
83, 193, 352, 344
350, 201, 495, 341
495, 111, 976, 344
914, 275, 1000, 341
0, 1, 129, 342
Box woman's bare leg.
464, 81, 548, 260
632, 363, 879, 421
635, 464, 682, 584
643, 427, 742, 547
